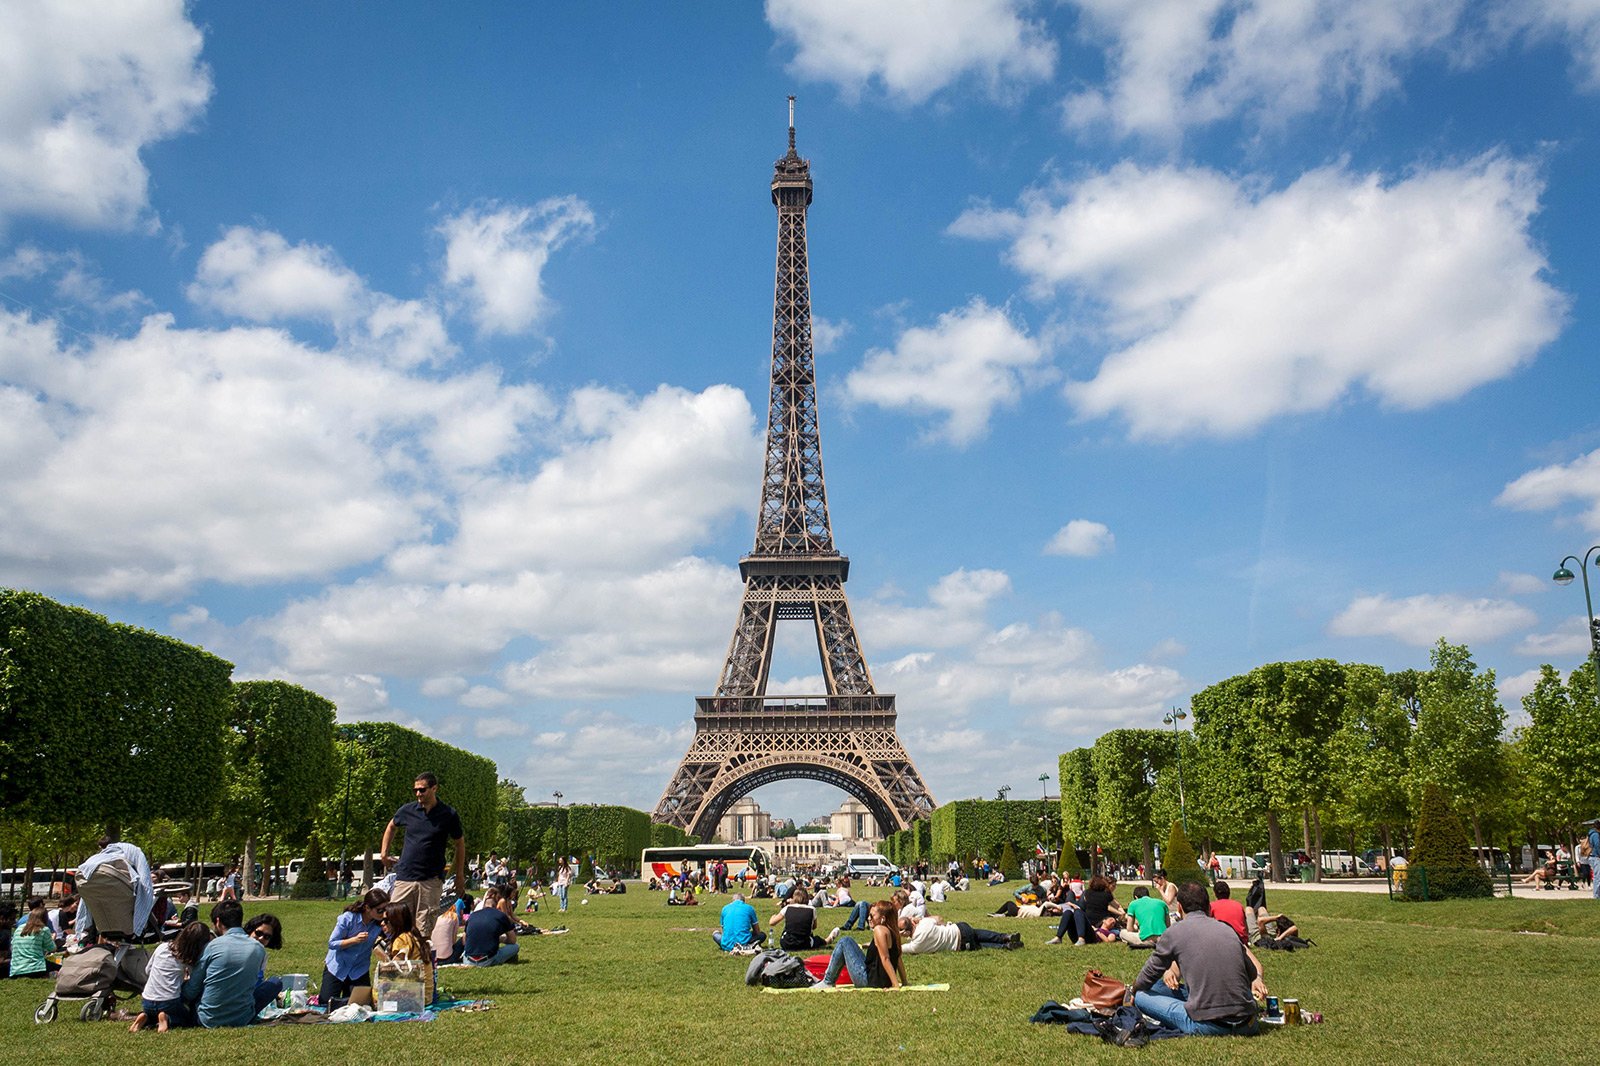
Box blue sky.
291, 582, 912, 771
3, 1, 1600, 824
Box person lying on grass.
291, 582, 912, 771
815, 901, 907, 989
899, 913, 1021, 953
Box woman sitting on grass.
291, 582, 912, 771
244, 913, 284, 1016
129, 920, 211, 1032
8, 905, 58, 978
320, 889, 388, 1005
375, 902, 434, 1004
815, 901, 906, 990
770, 886, 826, 951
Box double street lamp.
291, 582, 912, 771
1552, 545, 1600, 670
1162, 708, 1189, 834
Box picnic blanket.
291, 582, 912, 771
255, 998, 494, 1024
761, 983, 950, 994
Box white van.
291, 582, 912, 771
844, 854, 895, 879
1317, 850, 1372, 875
1210, 854, 1267, 879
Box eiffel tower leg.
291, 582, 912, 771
812, 584, 873, 696
715, 581, 778, 697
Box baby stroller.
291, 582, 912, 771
34, 848, 155, 1023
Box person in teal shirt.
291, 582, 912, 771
714, 893, 764, 951
1122, 886, 1168, 944
180, 900, 265, 1028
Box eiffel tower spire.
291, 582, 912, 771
653, 102, 934, 840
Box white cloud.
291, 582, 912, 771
472, 713, 526, 735
0, 0, 210, 229
1498, 667, 1543, 711
842, 298, 1050, 444
1065, 0, 1465, 138
811, 315, 850, 355
439, 198, 596, 336
1498, 570, 1551, 595
188, 226, 456, 367
0, 309, 545, 598
860, 568, 1012, 650
766, 0, 1056, 105
189, 226, 365, 324
421, 676, 469, 698
1045, 519, 1114, 557
1327, 592, 1538, 647
506, 715, 694, 808
1514, 618, 1592, 659
1496, 448, 1600, 530
954, 155, 1564, 439
1493, 0, 1600, 89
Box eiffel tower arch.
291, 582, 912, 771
654, 100, 935, 841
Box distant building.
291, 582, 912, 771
720, 797, 883, 868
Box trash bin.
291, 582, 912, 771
1298, 864, 1315, 883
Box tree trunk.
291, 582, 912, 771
1380, 824, 1393, 867
1141, 838, 1155, 877
1470, 813, 1486, 860
243, 833, 258, 901
261, 836, 276, 896
1310, 806, 1325, 883
1267, 811, 1286, 882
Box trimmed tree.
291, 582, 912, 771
1162, 820, 1200, 884
1403, 784, 1492, 901
291, 832, 331, 899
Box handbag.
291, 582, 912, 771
1081, 968, 1128, 1010
374, 956, 429, 1013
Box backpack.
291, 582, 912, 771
743, 948, 815, 988
1580, 837, 1593, 859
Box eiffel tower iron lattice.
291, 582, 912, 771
653, 101, 935, 841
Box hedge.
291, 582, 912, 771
566, 805, 654, 874
340, 722, 499, 858
0, 589, 232, 827
930, 799, 1053, 869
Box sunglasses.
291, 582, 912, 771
250, 929, 272, 941
413, 785, 434, 793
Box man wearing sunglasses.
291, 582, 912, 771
379, 772, 466, 941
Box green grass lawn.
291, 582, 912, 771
2, 883, 1591, 1065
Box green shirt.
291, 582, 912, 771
9, 928, 55, 976
1126, 895, 1168, 939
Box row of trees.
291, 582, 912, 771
0, 589, 687, 893
1057, 641, 1600, 880
493, 801, 695, 875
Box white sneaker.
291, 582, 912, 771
825, 927, 841, 944
1045, 936, 1061, 945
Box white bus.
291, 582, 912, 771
640, 844, 770, 884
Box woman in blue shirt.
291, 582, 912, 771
319, 889, 388, 1004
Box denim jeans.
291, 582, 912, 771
1589, 856, 1599, 899
838, 901, 871, 930
821, 936, 869, 986
556, 884, 569, 911
1134, 982, 1258, 1036
1054, 905, 1087, 942
466, 943, 519, 967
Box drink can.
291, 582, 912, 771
1283, 998, 1300, 1025
1266, 996, 1280, 1017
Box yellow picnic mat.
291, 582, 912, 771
761, 983, 950, 994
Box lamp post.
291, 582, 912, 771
1038, 772, 1050, 800
996, 785, 1011, 802
552, 790, 563, 807
1162, 709, 1189, 834
1553, 545, 1600, 671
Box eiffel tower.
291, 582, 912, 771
654, 100, 935, 841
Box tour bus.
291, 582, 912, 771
0, 867, 77, 898
640, 844, 770, 884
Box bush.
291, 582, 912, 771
1162, 820, 1200, 884
1402, 784, 1493, 901
291, 832, 331, 899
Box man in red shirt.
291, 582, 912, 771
1209, 881, 1247, 942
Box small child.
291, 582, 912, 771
130, 920, 212, 1032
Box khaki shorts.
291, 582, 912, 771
392, 878, 444, 941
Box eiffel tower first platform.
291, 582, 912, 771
653, 103, 936, 841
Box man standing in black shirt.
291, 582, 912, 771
379, 771, 465, 941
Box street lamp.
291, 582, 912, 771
338, 744, 354, 898
552, 790, 563, 807
996, 785, 1011, 802
1553, 545, 1600, 670
1162, 709, 1189, 834
1038, 773, 1050, 800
